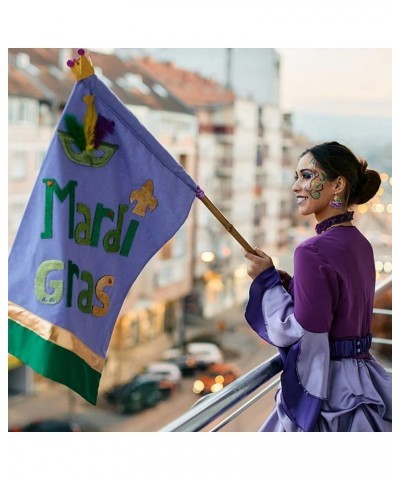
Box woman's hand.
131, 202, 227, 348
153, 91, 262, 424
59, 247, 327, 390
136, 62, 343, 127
242, 247, 274, 280
277, 269, 292, 291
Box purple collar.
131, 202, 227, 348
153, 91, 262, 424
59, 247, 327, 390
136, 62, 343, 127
315, 211, 354, 235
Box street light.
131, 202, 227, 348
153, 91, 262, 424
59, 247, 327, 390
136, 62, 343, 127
380, 172, 389, 182
200, 251, 216, 263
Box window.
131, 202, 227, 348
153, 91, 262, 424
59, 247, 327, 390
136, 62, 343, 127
9, 202, 26, 238
9, 151, 28, 181
172, 226, 186, 257
8, 97, 38, 125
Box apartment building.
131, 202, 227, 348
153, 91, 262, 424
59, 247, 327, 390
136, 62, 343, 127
134, 52, 292, 316
9, 48, 296, 395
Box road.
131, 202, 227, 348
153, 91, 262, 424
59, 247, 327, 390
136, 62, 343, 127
101, 325, 279, 432
8, 322, 279, 432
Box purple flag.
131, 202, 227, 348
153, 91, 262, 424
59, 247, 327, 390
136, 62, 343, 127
8, 53, 198, 404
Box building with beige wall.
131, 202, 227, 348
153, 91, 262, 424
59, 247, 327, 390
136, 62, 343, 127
8, 48, 298, 395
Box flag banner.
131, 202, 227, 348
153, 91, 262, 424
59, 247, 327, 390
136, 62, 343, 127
8, 56, 199, 404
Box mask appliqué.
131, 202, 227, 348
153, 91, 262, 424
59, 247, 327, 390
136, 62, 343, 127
58, 94, 118, 168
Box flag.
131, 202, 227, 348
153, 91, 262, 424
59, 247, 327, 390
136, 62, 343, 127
8, 50, 199, 404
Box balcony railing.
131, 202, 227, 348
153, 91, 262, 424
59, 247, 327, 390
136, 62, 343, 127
160, 276, 392, 432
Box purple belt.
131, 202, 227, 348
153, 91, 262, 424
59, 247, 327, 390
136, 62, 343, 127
329, 333, 372, 359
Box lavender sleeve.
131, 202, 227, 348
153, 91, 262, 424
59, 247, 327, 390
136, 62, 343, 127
245, 269, 330, 430
245, 265, 304, 349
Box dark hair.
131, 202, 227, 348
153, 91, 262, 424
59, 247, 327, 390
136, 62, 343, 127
300, 141, 381, 205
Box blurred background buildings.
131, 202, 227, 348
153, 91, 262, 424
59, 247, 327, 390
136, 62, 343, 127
8, 48, 392, 396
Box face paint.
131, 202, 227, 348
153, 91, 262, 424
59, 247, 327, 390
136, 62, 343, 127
304, 157, 327, 199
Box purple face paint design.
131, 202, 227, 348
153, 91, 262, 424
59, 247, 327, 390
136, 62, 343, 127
304, 158, 327, 199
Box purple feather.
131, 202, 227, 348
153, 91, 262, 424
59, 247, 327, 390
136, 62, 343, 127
94, 114, 115, 148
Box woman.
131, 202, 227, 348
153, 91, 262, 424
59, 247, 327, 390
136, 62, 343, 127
243, 141, 392, 432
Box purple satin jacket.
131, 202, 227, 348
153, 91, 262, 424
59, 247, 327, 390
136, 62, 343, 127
245, 226, 378, 431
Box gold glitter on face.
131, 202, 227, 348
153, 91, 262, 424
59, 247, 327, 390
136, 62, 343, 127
304, 157, 327, 199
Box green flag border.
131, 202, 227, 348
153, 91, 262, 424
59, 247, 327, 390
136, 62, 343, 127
8, 319, 100, 405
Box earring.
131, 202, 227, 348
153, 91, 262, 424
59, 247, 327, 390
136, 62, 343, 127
330, 193, 343, 209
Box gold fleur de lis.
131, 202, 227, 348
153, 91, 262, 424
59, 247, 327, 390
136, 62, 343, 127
129, 180, 158, 216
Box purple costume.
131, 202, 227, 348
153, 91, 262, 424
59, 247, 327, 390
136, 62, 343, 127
245, 226, 392, 431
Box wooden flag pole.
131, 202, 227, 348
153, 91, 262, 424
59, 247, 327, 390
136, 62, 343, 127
199, 194, 258, 256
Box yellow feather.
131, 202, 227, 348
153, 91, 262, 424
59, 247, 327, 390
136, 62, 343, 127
83, 94, 97, 151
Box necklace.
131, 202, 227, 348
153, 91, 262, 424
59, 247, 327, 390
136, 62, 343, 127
315, 211, 354, 234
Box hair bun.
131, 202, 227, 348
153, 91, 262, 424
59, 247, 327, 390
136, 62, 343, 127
357, 159, 368, 188
353, 160, 381, 205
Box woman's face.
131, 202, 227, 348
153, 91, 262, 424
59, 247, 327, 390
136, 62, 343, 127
292, 152, 339, 221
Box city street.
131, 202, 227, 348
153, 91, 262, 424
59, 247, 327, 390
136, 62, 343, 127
8, 310, 279, 433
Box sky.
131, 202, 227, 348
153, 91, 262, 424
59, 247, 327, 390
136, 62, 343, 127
278, 48, 391, 117
276, 48, 393, 158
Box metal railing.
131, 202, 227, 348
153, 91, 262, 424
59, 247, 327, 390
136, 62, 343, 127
160, 277, 392, 432
160, 353, 283, 432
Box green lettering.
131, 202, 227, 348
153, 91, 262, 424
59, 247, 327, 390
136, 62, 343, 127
78, 270, 94, 314
120, 219, 139, 257
41, 179, 77, 239
75, 202, 92, 245
66, 260, 80, 308
103, 204, 129, 253
34, 260, 64, 304
90, 203, 114, 247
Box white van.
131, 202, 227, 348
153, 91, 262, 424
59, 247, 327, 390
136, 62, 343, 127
186, 342, 223, 365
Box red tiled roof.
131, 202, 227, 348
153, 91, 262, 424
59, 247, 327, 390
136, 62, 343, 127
8, 49, 193, 114
36, 66, 76, 103
8, 64, 44, 99
133, 56, 235, 108
89, 51, 190, 113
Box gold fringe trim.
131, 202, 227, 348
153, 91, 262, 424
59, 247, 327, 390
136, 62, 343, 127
8, 301, 104, 373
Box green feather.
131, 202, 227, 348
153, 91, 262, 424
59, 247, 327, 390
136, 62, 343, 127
63, 114, 86, 152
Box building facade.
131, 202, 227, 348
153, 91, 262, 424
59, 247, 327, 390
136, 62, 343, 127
8, 48, 297, 395
134, 52, 294, 317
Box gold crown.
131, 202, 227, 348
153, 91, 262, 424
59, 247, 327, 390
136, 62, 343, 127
67, 49, 94, 81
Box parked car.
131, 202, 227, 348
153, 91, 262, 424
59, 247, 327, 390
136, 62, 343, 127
162, 353, 203, 376
161, 347, 207, 376
140, 371, 178, 399
145, 361, 182, 382
186, 342, 223, 365
162, 342, 223, 376
105, 375, 163, 413
145, 362, 182, 388
9, 419, 82, 432
192, 362, 242, 395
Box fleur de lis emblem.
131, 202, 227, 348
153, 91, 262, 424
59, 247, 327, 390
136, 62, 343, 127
129, 180, 158, 216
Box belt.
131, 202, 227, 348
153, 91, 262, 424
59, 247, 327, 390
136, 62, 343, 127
329, 333, 372, 359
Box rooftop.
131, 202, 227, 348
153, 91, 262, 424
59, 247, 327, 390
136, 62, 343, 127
134, 56, 235, 108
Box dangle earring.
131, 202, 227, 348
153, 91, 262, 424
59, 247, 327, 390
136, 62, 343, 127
329, 193, 344, 209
